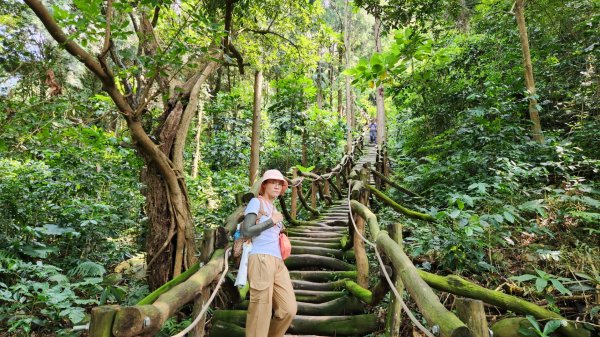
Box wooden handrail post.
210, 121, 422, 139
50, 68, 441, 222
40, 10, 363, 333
311, 180, 317, 209
383, 143, 390, 179
456, 298, 489, 337
291, 168, 298, 219
89, 305, 120, 337
199, 228, 216, 264
387, 223, 404, 337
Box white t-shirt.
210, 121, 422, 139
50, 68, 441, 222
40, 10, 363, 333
244, 197, 282, 259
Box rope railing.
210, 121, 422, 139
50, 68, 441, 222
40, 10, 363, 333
345, 169, 472, 337
88, 132, 368, 337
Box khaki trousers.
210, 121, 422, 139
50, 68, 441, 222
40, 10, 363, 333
246, 254, 297, 337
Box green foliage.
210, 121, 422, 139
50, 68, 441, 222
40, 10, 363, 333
264, 75, 344, 171
0, 253, 123, 335
518, 315, 566, 337
511, 270, 573, 296
0, 124, 144, 266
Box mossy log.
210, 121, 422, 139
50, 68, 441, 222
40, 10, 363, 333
418, 272, 591, 337
340, 234, 353, 251
289, 270, 357, 282
350, 200, 471, 337
235, 295, 364, 315
296, 296, 365, 315
111, 250, 225, 337
289, 314, 378, 336
344, 279, 373, 303
291, 279, 350, 291
369, 168, 421, 198
291, 246, 355, 260
212, 311, 379, 336
136, 257, 202, 305
490, 318, 532, 337
209, 320, 245, 337
285, 254, 355, 271
366, 185, 436, 222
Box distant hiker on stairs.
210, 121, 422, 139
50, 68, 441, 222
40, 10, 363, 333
369, 120, 377, 144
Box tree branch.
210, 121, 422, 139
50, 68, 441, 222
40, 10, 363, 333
246, 29, 300, 53
24, 0, 133, 115
100, 0, 113, 60
151, 4, 161, 27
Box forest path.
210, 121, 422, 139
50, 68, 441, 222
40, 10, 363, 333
209, 144, 381, 336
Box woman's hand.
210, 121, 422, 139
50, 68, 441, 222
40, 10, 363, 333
271, 211, 283, 225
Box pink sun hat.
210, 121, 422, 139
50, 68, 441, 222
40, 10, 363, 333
261, 169, 289, 195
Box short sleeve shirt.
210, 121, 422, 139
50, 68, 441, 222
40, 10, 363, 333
244, 197, 283, 258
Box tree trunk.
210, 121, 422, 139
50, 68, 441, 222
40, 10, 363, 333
329, 45, 335, 108
249, 70, 262, 186
374, 16, 386, 147
191, 96, 205, 178
302, 129, 308, 166
514, 0, 544, 143
24, 0, 223, 291
141, 60, 221, 289
344, 0, 353, 151
457, 0, 471, 33
337, 44, 344, 119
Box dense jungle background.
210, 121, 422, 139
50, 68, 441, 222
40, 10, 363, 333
0, 0, 598, 336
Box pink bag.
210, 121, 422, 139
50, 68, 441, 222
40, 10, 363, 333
279, 232, 292, 260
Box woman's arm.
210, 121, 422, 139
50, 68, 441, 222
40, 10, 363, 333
241, 213, 274, 238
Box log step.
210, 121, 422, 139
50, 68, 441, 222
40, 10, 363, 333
287, 231, 343, 238
285, 254, 355, 271
289, 270, 357, 282
291, 279, 347, 291
291, 246, 354, 260
212, 311, 379, 336
289, 239, 340, 249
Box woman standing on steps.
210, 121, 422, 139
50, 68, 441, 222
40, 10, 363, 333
241, 169, 297, 337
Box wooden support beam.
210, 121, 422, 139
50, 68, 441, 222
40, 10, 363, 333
387, 223, 404, 337
112, 250, 226, 337
456, 298, 490, 337
367, 185, 435, 222
291, 167, 298, 219
89, 305, 120, 337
